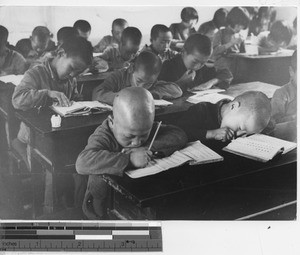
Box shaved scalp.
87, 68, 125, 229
113, 87, 155, 128
134, 51, 162, 75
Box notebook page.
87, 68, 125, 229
246, 134, 296, 154
80, 101, 113, 110
190, 89, 225, 95
51, 101, 86, 116
187, 93, 234, 104
154, 99, 173, 106
126, 151, 191, 178
224, 138, 282, 162
180, 141, 223, 165
0, 75, 24, 86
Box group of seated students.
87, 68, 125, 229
0, 6, 296, 219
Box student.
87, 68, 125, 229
73, 20, 91, 40
177, 91, 271, 142
271, 50, 297, 123
15, 26, 56, 66
0, 25, 26, 76
248, 7, 272, 36
141, 24, 177, 62
92, 51, 182, 104
288, 17, 297, 50
76, 87, 188, 219
158, 33, 233, 92
212, 8, 229, 29
257, 20, 293, 54
96, 26, 142, 70
93, 18, 128, 53
57, 26, 79, 47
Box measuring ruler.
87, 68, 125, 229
0, 221, 162, 251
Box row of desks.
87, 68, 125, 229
10, 81, 296, 220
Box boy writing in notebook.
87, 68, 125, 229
0, 25, 26, 76
271, 50, 297, 123
177, 91, 271, 142
158, 33, 233, 92
95, 26, 142, 70
93, 18, 128, 53
92, 51, 182, 105
76, 87, 187, 219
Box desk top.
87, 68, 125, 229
15, 81, 280, 136
102, 139, 297, 207
228, 49, 294, 59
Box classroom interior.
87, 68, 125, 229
0, 5, 297, 221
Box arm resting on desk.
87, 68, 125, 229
150, 81, 183, 99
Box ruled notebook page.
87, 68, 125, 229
223, 138, 283, 162
246, 134, 296, 154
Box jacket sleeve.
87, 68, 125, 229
150, 81, 183, 99
146, 124, 188, 156
92, 71, 121, 104
157, 60, 176, 82
12, 52, 27, 75
12, 68, 49, 111
76, 127, 130, 176
93, 36, 109, 53
215, 68, 233, 88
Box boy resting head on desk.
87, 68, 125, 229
92, 50, 182, 105
76, 87, 187, 219
271, 50, 297, 124
94, 26, 142, 71
12, 36, 93, 169
158, 33, 233, 92
178, 91, 271, 142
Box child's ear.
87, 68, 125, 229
108, 115, 114, 129
57, 47, 66, 57
231, 101, 241, 110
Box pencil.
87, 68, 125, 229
148, 121, 162, 151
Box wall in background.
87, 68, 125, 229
0, 6, 297, 46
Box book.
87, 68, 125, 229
50, 101, 112, 117
222, 134, 296, 162
187, 92, 233, 104
0, 75, 24, 86
154, 99, 173, 107
126, 141, 223, 179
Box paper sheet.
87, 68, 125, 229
0, 75, 24, 86
187, 93, 234, 104
154, 99, 173, 106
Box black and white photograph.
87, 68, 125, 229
0, 0, 298, 253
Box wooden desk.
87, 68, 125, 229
103, 140, 296, 220
227, 50, 293, 86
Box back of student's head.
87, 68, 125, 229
134, 51, 162, 75
269, 20, 293, 45
183, 33, 212, 56
244, 7, 258, 19
150, 24, 171, 40
181, 7, 199, 23
60, 36, 93, 65
291, 50, 297, 72
213, 8, 228, 29
198, 21, 216, 35
227, 7, 250, 29
57, 27, 78, 44
121, 26, 142, 46
235, 91, 271, 129
32, 26, 52, 42
73, 19, 91, 32
0, 25, 9, 43
112, 18, 128, 29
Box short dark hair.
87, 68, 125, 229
32, 26, 52, 43
134, 51, 162, 75
57, 27, 78, 43
112, 18, 128, 29
181, 7, 198, 23
198, 21, 216, 35
269, 20, 293, 45
150, 24, 171, 40
227, 7, 250, 29
0, 25, 9, 42
121, 27, 142, 46
73, 20, 91, 32
183, 33, 212, 56
291, 50, 297, 71
60, 36, 93, 65
213, 8, 228, 29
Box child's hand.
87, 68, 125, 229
207, 128, 235, 142
129, 148, 153, 168
230, 34, 243, 46
190, 79, 216, 91
48, 90, 71, 107
27, 50, 39, 58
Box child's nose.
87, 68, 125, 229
131, 138, 141, 147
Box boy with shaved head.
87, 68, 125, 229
92, 51, 182, 105
178, 91, 271, 142
76, 87, 187, 219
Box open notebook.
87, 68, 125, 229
50, 101, 112, 117
223, 134, 296, 163
126, 141, 223, 179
